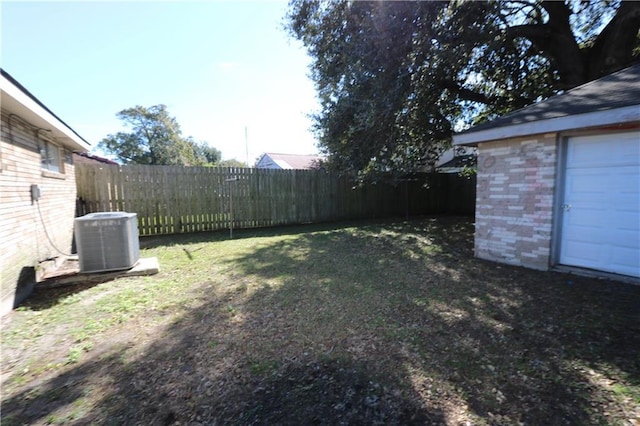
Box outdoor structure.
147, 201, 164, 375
255, 152, 323, 170
454, 63, 640, 280
72, 151, 117, 166
0, 69, 90, 315
435, 146, 476, 174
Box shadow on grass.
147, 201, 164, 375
3, 216, 639, 424
22, 280, 115, 312
136, 216, 447, 250
21, 216, 455, 311
217, 217, 640, 422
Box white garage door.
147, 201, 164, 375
560, 131, 640, 278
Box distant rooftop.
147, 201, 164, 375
256, 153, 324, 170
72, 152, 119, 165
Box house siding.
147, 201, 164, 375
474, 134, 557, 270
0, 109, 77, 314
256, 155, 279, 169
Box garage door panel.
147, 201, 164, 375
565, 172, 609, 193
562, 240, 602, 264
616, 165, 640, 180
611, 246, 640, 262
566, 133, 640, 168
562, 224, 638, 249
562, 228, 609, 248
563, 207, 608, 228
563, 209, 639, 232
600, 263, 639, 278
566, 168, 638, 193
612, 134, 640, 163
574, 214, 640, 233
613, 200, 640, 212
610, 247, 640, 276
608, 230, 640, 249
566, 137, 608, 167
563, 244, 640, 277
613, 212, 640, 231
560, 131, 640, 278
565, 194, 609, 209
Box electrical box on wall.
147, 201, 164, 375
30, 184, 41, 202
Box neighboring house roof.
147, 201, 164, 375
72, 152, 119, 165
0, 68, 90, 152
454, 63, 640, 146
256, 153, 323, 170
436, 154, 476, 172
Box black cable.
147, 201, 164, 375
35, 199, 73, 257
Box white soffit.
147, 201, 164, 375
0, 73, 90, 151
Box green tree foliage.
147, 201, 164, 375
218, 159, 249, 168
99, 105, 220, 166
287, 0, 640, 181
192, 140, 222, 166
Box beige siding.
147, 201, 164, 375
474, 134, 557, 270
1, 109, 77, 314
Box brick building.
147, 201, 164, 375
454, 64, 640, 280
0, 69, 90, 314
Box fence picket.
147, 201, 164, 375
75, 164, 475, 236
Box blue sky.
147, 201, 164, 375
1, 1, 319, 163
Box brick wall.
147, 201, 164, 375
0, 109, 77, 315
474, 134, 557, 270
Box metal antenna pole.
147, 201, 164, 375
229, 186, 234, 239
245, 126, 249, 167
225, 177, 239, 238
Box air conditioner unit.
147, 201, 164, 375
74, 212, 140, 273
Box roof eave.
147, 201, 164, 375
453, 104, 640, 146
0, 72, 90, 152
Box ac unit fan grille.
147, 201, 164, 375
74, 212, 139, 273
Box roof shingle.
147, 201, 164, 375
454, 63, 640, 145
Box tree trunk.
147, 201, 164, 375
509, 1, 640, 90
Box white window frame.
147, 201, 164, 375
40, 139, 64, 174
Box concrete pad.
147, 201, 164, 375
37, 257, 160, 289
125, 257, 160, 276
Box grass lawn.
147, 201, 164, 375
1, 216, 639, 425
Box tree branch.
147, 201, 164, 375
506, 20, 583, 87
441, 80, 532, 107
442, 80, 491, 104
586, 1, 640, 80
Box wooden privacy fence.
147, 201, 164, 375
76, 164, 475, 236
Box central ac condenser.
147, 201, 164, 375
74, 212, 139, 273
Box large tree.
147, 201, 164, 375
218, 158, 249, 168
99, 105, 219, 166
287, 0, 640, 181
192, 140, 222, 166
